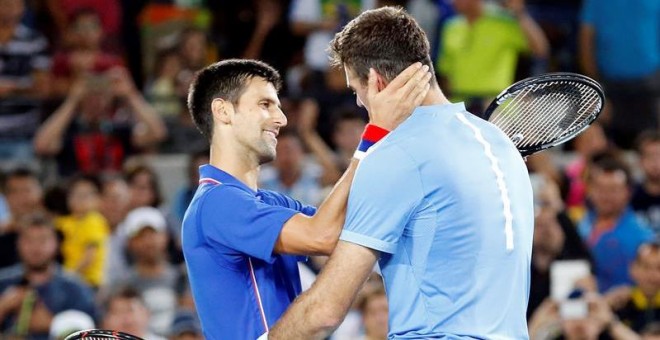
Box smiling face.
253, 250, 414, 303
227, 76, 287, 164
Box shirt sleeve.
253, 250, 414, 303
340, 145, 424, 254
260, 190, 317, 216
199, 186, 301, 263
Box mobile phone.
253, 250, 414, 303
550, 260, 590, 300
560, 298, 588, 319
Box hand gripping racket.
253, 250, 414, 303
483, 72, 605, 156
63, 329, 145, 340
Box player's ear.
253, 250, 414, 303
372, 69, 387, 92
211, 98, 233, 124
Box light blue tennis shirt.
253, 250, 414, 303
340, 103, 534, 339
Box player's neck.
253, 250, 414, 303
209, 145, 260, 191
420, 87, 452, 106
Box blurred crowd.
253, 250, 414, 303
0, 0, 657, 339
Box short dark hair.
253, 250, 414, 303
329, 6, 433, 85
124, 163, 163, 208
68, 173, 102, 194
17, 212, 56, 236
588, 152, 634, 188
636, 130, 660, 154
1, 167, 39, 193
187, 59, 282, 141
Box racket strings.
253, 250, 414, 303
489, 80, 602, 149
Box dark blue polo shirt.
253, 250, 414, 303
182, 164, 316, 339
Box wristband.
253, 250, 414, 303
353, 124, 390, 160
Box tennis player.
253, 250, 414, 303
269, 7, 535, 339
181, 59, 430, 339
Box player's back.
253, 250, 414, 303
376, 103, 534, 339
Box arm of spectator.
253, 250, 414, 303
0, 286, 27, 323
108, 67, 167, 149
578, 24, 599, 79
589, 294, 641, 340
75, 244, 98, 275
527, 298, 561, 340
604, 285, 632, 311
33, 77, 86, 156
506, 0, 549, 58
28, 298, 54, 333
297, 99, 343, 186
269, 241, 378, 339
242, 0, 281, 59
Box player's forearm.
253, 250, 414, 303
517, 12, 549, 58
270, 242, 378, 339
308, 158, 358, 254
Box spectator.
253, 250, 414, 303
578, 0, 660, 149
615, 242, 660, 333
168, 309, 202, 340
170, 150, 209, 225
562, 123, 609, 221
528, 293, 641, 340
259, 128, 326, 206
632, 131, 660, 235
50, 0, 122, 52
209, 0, 301, 77
101, 286, 166, 340
33, 67, 167, 177
290, 0, 370, 72
294, 100, 366, 187
0, 167, 44, 270
175, 28, 211, 97
0, 0, 50, 161
357, 286, 388, 340
578, 154, 654, 292
124, 163, 182, 264
100, 174, 131, 287
55, 174, 109, 288
329, 108, 367, 174
437, 0, 549, 114
528, 174, 593, 318
0, 213, 97, 340
118, 207, 186, 337
125, 164, 163, 211
145, 48, 183, 119
50, 8, 124, 98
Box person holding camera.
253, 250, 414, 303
529, 291, 641, 340
33, 67, 167, 177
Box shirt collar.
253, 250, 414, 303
411, 102, 466, 116
198, 164, 256, 195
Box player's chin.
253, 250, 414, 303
258, 147, 276, 164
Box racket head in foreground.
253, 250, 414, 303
483, 72, 605, 156
63, 329, 145, 340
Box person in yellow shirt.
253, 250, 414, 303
56, 175, 109, 288
437, 0, 549, 114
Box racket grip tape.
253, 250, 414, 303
354, 124, 390, 160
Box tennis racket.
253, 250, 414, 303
63, 329, 144, 340
483, 72, 605, 156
